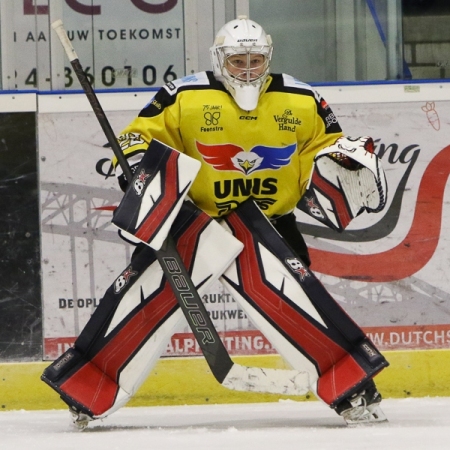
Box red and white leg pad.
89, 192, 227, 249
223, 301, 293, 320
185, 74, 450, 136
41, 202, 243, 419
220, 199, 388, 407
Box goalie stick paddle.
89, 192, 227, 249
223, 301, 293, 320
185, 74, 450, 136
50, 19, 310, 396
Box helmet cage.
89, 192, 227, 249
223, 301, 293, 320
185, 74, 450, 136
209, 17, 273, 110
217, 45, 272, 86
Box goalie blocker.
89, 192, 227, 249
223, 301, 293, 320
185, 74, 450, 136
112, 139, 201, 250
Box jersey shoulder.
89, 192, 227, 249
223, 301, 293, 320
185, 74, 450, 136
139, 71, 225, 117
268, 74, 342, 134
162, 71, 216, 94
267, 73, 320, 101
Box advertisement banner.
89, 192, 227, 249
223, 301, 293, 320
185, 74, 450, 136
8, 0, 183, 90
39, 95, 450, 360
43, 324, 450, 361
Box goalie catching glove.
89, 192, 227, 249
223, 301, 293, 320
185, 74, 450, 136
298, 136, 388, 232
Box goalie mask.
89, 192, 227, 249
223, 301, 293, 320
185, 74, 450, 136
210, 16, 273, 111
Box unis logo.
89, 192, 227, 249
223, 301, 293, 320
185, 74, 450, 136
196, 142, 297, 175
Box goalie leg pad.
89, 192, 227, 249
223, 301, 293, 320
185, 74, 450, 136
42, 246, 180, 418
220, 199, 388, 407
112, 139, 201, 250
41, 202, 243, 419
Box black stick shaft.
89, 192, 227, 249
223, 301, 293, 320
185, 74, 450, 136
69, 59, 133, 182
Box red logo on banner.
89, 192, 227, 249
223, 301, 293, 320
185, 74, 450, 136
311, 145, 450, 282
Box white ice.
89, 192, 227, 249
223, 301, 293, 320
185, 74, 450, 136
1, 397, 449, 450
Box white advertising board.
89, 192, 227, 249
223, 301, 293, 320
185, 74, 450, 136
39, 88, 450, 360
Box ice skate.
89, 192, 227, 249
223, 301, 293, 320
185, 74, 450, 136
69, 407, 92, 431
335, 380, 388, 425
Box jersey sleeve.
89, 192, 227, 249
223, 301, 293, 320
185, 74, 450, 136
298, 91, 344, 196
112, 87, 183, 189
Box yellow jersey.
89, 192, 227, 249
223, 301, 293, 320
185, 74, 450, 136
116, 71, 343, 218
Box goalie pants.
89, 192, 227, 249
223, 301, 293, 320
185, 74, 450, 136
41, 200, 387, 418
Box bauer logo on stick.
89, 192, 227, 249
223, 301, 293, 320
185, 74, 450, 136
53, 350, 75, 371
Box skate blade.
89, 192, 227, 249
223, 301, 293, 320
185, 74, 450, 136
343, 404, 388, 426
69, 410, 92, 431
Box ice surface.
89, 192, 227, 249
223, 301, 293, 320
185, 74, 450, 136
1, 397, 449, 450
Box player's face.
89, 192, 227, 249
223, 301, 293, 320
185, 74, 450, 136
225, 53, 267, 82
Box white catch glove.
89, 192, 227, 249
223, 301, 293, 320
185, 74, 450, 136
298, 136, 388, 231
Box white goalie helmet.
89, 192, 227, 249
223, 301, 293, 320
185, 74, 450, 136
210, 16, 273, 111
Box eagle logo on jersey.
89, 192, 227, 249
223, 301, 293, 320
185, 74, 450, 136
196, 141, 297, 175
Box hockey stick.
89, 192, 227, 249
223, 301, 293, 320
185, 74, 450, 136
51, 19, 310, 396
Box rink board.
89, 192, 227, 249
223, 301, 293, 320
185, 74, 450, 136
37, 86, 450, 361
1, 350, 450, 412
